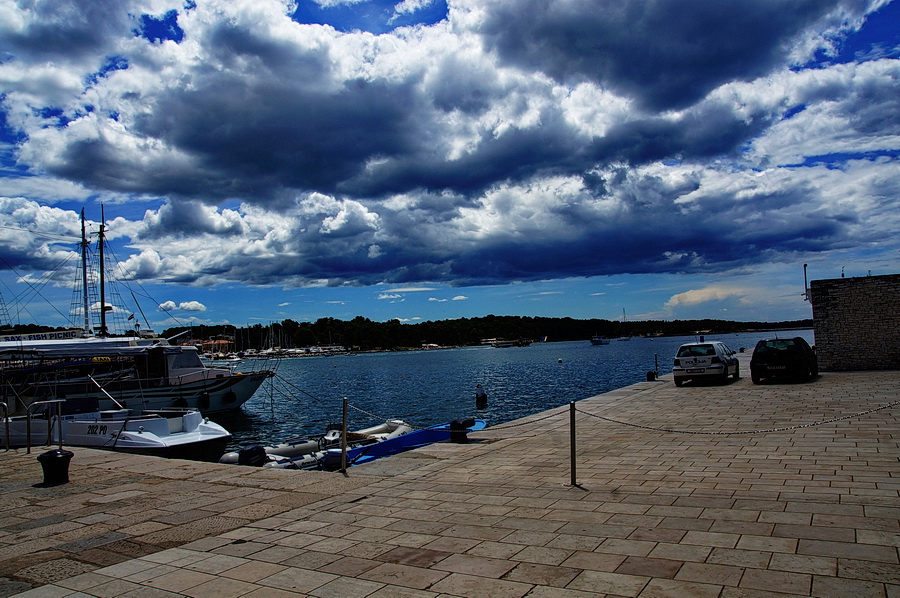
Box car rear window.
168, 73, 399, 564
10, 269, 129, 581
760, 340, 796, 351
677, 344, 716, 357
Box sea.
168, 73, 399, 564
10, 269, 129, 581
211, 329, 815, 451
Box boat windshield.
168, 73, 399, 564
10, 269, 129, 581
172, 349, 204, 369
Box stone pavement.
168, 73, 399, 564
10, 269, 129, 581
1, 354, 898, 597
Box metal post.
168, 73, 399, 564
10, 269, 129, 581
25, 400, 66, 454
341, 397, 348, 473
1, 402, 8, 451
56, 402, 63, 450
569, 401, 576, 486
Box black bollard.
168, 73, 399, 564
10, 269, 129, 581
646, 370, 657, 381
37, 449, 74, 485
449, 419, 473, 443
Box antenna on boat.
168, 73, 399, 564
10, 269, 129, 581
80, 209, 91, 336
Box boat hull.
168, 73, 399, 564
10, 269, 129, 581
2, 408, 232, 462
9, 371, 272, 415
322, 419, 487, 469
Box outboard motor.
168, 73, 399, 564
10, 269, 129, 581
322, 424, 342, 447
237, 445, 269, 467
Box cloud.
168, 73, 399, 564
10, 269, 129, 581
466, 0, 875, 111
0, 0, 896, 305
665, 286, 750, 309
159, 300, 207, 312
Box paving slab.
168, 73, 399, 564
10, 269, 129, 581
2, 358, 899, 597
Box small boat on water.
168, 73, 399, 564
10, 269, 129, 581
219, 419, 413, 466
1, 399, 231, 462
221, 418, 487, 470
590, 335, 610, 345
491, 339, 531, 348
321, 418, 487, 470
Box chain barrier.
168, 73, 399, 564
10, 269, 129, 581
467, 399, 900, 439
574, 400, 900, 435
470, 408, 568, 433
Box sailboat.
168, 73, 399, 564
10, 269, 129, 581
616, 308, 632, 341
0, 208, 274, 416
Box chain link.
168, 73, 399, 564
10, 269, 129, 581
469, 400, 899, 438
575, 400, 900, 435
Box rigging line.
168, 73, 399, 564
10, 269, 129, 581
0, 225, 79, 243
0, 254, 76, 323
104, 244, 190, 329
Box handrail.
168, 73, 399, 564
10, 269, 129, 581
25, 399, 66, 454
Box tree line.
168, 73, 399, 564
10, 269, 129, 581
159, 315, 813, 352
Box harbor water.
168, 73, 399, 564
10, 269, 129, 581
212, 330, 815, 450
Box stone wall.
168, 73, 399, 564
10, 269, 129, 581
809, 273, 900, 371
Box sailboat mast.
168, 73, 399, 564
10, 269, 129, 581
98, 205, 107, 337
80, 209, 90, 335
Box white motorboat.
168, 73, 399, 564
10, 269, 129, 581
1, 399, 232, 461
219, 419, 414, 467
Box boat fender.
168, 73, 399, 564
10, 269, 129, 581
237, 445, 269, 466
199, 393, 211, 410
223, 391, 237, 404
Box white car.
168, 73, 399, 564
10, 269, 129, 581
672, 341, 740, 387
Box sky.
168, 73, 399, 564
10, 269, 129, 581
0, 0, 898, 334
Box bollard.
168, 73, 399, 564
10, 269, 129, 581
449, 419, 474, 443
646, 370, 657, 381
37, 449, 74, 485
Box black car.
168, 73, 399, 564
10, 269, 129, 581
750, 337, 818, 383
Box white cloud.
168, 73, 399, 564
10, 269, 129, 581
158, 300, 207, 312
665, 286, 749, 309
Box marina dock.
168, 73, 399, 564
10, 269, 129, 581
2, 354, 898, 597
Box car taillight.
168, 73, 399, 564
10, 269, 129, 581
710, 357, 721, 364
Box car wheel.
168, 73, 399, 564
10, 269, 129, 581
800, 366, 811, 382
674, 378, 683, 387
733, 363, 740, 380
751, 372, 761, 384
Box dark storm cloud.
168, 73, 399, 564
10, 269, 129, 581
1, 0, 896, 297
140, 79, 420, 198
475, 0, 869, 111
588, 103, 773, 165
2, 0, 132, 62
444, 188, 852, 285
